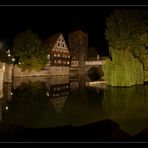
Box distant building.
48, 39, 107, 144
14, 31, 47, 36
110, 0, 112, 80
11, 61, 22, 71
46, 33, 71, 75
68, 30, 88, 74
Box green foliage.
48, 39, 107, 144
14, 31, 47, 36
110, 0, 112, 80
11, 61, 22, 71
103, 49, 144, 86
12, 30, 49, 71
104, 9, 148, 86
105, 9, 148, 54
142, 54, 148, 82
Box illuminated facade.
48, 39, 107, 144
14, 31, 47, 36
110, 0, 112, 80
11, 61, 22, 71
46, 33, 71, 75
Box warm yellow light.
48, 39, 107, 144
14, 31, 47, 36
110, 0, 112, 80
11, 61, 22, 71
12, 58, 15, 62
46, 92, 49, 96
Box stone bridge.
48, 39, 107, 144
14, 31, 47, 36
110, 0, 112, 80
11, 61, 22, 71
85, 60, 105, 72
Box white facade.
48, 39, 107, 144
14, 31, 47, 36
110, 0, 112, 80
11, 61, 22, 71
50, 66, 69, 76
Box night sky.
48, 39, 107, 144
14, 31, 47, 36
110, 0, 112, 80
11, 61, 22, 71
0, 6, 136, 56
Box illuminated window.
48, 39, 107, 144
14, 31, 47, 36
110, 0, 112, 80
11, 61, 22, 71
47, 54, 50, 59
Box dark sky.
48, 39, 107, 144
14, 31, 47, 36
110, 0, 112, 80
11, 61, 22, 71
0, 6, 115, 55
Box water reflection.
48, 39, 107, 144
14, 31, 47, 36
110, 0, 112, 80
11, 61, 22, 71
103, 85, 148, 135
47, 76, 70, 114
0, 75, 148, 137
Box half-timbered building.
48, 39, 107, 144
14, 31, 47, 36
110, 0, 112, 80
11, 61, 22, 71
46, 33, 71, 75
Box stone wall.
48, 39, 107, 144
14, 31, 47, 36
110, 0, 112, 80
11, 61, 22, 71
13, 65, 70, 77
50, 66, 69, 75
13, 65, 51, 77
0, 63, 5, 99
4, 64, 13, 83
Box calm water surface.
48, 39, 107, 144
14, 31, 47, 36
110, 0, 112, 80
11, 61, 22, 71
0, 75, 148, 139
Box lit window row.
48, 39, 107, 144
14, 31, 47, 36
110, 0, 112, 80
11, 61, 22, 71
53, 85, 69, 91
54, 96, 68, 101
71, 61, 78, 65
52, 48, 68, 53
53, 93, 69, 97
53, 54, 70, 58
54, 60, 70, 64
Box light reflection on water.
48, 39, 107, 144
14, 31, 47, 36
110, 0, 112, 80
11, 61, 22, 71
0, 75, 148, 136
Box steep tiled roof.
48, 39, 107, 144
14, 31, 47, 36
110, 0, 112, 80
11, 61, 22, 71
46, 33, 61, 51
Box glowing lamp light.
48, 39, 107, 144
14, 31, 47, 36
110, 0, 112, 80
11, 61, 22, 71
12, 58, 15, 62
18, 62, 21, 65
10, 92, 13, 95
3, 65, 5, 71
46, 92, 49, 97
6, 106, 8, 110
8, 53, 11, 57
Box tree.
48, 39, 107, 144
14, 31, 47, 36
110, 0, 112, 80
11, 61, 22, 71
12, 30, 49, 71
103, 9, 148, 86
0, 49, 11, 63
105, 9, 148, 54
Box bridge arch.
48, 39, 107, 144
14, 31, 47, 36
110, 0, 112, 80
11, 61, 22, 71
87, 66, 104, 81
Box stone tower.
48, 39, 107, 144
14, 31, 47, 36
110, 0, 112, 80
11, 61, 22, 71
68, 30, 88, 74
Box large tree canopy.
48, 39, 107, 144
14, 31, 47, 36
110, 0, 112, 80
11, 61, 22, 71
103, 9, 148, 86
105, 9, 148, 55
12, 30, 49, 71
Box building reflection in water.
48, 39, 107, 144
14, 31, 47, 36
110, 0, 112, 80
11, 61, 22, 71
102, 85, 148, 135
12, 76, 70, 115
45, 76, 70, 114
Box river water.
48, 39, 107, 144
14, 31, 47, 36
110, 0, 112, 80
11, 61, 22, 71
0, 75, 148, 141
